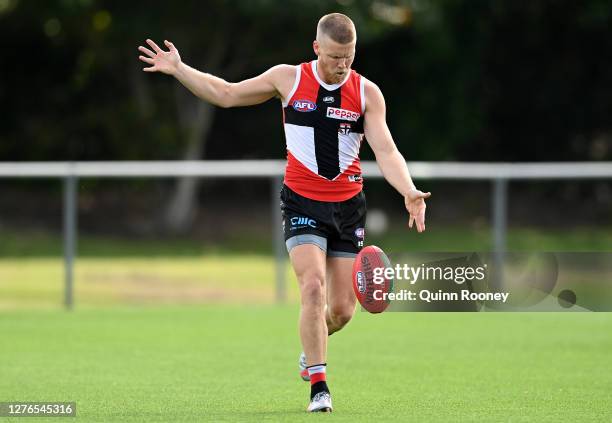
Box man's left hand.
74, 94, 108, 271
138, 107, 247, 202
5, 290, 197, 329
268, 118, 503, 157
405, 189, 431, 233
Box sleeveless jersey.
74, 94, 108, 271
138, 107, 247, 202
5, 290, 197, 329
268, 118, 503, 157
282, 60, 366, 202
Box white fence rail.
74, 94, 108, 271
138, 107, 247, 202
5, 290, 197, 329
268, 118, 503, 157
2, 160, 612, 178
1, 160, 611, 309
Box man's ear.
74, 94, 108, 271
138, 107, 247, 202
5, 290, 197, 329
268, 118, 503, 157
313, 40, 320, 56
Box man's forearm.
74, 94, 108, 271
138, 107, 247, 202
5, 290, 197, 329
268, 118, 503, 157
173, 62, 230, 107
376, 150, 417, 197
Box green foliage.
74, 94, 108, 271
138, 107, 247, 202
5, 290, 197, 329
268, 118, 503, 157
1, 0, 611, 161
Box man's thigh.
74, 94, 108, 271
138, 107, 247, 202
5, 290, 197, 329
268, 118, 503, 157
289, 244, 327, 282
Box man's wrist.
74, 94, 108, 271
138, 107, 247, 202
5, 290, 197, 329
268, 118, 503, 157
402, 185, 417, 197
172, 61, 186, 78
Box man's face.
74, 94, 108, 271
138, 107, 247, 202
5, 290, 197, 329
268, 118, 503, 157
313, 35, 356, 84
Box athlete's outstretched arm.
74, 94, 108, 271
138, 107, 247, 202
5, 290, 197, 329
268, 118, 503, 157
138, 39, 293, 108
363, 80, 431, 232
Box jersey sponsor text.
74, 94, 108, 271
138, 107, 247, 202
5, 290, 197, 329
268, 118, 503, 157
326, 107, 360, 122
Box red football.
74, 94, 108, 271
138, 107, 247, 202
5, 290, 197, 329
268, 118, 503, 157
352, 245, 394, 313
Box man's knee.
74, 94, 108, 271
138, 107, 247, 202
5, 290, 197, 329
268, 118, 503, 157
328, 303, 355, 328
298, 272, 326, 308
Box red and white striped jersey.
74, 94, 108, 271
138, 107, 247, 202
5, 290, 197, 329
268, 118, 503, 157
282, 60, 366, 202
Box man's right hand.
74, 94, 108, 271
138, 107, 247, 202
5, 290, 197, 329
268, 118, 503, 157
138, 39, 181, 76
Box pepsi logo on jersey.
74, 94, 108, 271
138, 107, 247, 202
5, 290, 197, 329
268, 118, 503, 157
326, 107, 360, 122
292, 99, 317, 112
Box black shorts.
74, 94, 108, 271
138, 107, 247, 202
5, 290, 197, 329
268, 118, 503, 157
280, 184, 367, 257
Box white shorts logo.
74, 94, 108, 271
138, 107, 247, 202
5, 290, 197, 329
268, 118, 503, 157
326, 107, 360, 122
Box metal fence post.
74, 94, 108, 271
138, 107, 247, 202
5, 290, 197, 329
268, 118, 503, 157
63, 175, 77, 310
491, 178, 508, 292
271, 176, 286, 303
492, 178, 508, 252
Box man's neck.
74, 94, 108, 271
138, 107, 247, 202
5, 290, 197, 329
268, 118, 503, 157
315, 60, 333, 85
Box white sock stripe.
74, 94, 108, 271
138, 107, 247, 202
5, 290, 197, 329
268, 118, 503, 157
307, 365, 326, 376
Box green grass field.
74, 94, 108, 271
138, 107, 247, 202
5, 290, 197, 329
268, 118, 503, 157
1, 227, 611, 421
0, 256, 301, 309
2, 225, 612, 258
1, 306, 611, 421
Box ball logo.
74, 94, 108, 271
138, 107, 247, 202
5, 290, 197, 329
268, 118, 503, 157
292, 99, 317, 112
355, 227, 365, 239
356, 271, 366, 293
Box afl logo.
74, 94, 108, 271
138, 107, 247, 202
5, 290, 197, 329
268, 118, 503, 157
356, 271, 366, 293
292, 99, 317, 112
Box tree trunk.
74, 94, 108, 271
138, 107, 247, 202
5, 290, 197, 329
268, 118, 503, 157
163, 98, 216, 233
161, 17, 251, 234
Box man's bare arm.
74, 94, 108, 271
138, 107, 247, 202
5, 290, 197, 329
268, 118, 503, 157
363, 80, 431, 232
138, 39, 294, 108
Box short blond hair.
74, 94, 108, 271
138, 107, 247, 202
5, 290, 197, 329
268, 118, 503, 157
316, 13, 356, 44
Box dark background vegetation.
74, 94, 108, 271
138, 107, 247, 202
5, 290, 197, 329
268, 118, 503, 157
1, 0, 611, 237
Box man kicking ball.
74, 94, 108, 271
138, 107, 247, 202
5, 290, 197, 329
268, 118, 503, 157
139, 13, 430, 412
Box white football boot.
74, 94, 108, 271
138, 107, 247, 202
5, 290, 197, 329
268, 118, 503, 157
307, 391, 333, 413
298, 352, 309, 381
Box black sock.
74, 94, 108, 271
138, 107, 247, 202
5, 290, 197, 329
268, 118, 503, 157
310, 381, 330, 400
